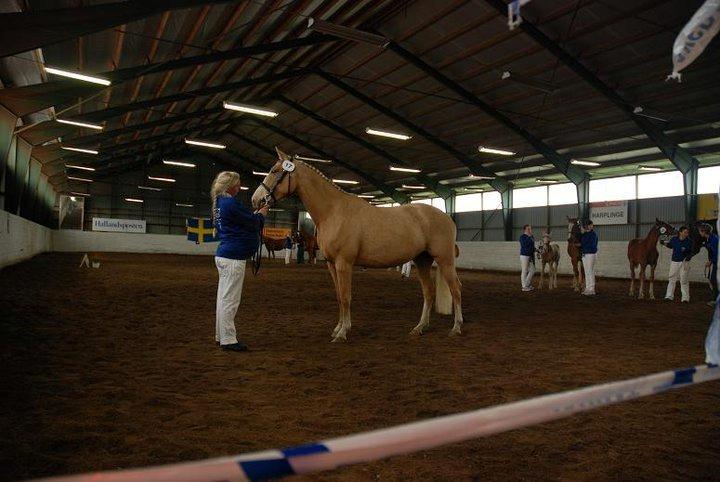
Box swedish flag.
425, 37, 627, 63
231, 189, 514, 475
187, 217, 218, 244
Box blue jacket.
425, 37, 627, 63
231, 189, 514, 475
284, 236, 293, 249
666, 236, 693, 262
707, 233, 718, 265
519, 234, 535, 256
580, 230, 598, 255
214, 196, 264, 260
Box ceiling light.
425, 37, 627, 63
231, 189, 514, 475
402, 184, 425, 190
147, 176, 176, 183
56, 118, 104, 130
294, 155, 332, 163
333, 179, 359, 184
365, 127, 411, 141
65, 164, 96, 171
175, 203, 194, 208
223, 101, 278, 117
571, 159, 600, 167
240, 186, 249, 190
536, 178, 559, 184
68, 176, 93, 182
138, 185, 162, 191
269, 208, 284, 212
639, 165, 662, 172
253, 171, 270, 176
125, 198, 143, 203
633, 106, 667, 122
44, 66, 111, 86
479, 146, 514, 156
358, 194, 374, 198
389, 166, 421, 173
306, 18, 389, 47
469, 174, 496, 180
185, 138, 226, 149
70, 192, 91, 197
61, 146, 99, 155
163, 160, 196, 168
464, 187, 484, 192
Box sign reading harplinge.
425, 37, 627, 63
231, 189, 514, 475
590, 201, 628, 225
92, 217, 146, 233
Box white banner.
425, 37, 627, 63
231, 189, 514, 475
590, 201, 628, 225
92, 217, 146, 233
668, 0, 720, 81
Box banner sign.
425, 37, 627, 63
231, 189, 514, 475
590, 201, 628, 225
697, 193, 719, 220
92, 217, 146, 233
187, 218, 218, 244
668, 0, 720, 81
263, 227, 291, 239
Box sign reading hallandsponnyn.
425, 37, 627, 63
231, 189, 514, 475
590, 201, 628, 225
92, 217, 146, 233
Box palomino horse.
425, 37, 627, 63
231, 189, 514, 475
628, 218, 676, 299
252, 148, 463, 341
536, 233, 560, 289
567, 217, 584, 292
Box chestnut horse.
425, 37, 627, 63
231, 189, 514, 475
304, 232, 319, 264
628, 218, 676, 299
253, 148, 463, 341
567, 217, 584, 292
536, 233, 560, 290
262, 235, 286, 259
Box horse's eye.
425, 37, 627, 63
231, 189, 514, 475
660, 227, 666, 233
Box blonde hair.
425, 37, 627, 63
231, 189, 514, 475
211, 171, 241, 219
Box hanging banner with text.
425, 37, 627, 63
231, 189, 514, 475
263, 227, 292, 239
590, 201, 628, 225
92, 217, 147, 233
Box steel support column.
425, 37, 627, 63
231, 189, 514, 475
502, 188, 513, 241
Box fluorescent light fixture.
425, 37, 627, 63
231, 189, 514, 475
68, 176, 93, 182
307, 18, 389, 47
65, 164, 96, 171
175, 203, 194, 208
469, 174, 496, 180
365, 127, 411, 141
223, 101, 278, 117
56, 118, 104, 130
639, 165, 662, 172
240, 186, 249, 191
294, 155, 332, 163
389, 166, 421, 173
269, 208, 284, 212
332, 179, 359, 185
253, 171, 270, 176
70, 191, 91, 197
402, 184, 425, 190
536, 178, 559, 184
61, 146, 99, 155
147, 176, 176, 183
125, 198, 143, 203
185, 138, 226, 149
358, 194, 374, 198
163, 160, 196, 168
633, 106, 667, 122
479, 146, 514, 156
44, 66, 111, 86
571, 159, 601, 167
69, 196, 77, 202
138, 185, 162, 191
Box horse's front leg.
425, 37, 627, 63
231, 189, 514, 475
326, 261, 342, 337
332, 259, 353, 342
538, 260, 545, 289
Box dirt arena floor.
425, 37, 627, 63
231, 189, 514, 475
1, 253, 719, 481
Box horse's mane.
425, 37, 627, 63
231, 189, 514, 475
297, 160, 347, 195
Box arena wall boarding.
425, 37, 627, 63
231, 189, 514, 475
0, 210, 52, 269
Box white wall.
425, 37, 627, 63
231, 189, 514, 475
0, 210, 52, 269
456, 241, 708, 282
53, 230, 218, 255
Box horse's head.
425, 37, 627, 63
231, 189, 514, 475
654, 218, 676, 243
252, 147, 299, 209
567, 216, 581, 240
690, 221, 712, 256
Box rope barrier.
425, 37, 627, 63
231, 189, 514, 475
35, 363, 719, 482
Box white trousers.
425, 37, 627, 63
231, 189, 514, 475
215, 257, 246, 345
665, 260, 690, 301
284, 248, 292, 264
520, 255, 535, 289
582, 253, 597, 294
401, 261, 412, 278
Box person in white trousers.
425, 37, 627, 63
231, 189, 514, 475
284, 235, 293, 264
211, 171, 269, 352
401, 260, 412, 278
664, 226, 693, 303
519, 224, 536, 291
580, 220, 598, 296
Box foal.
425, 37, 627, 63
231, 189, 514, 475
537, 233, 560, 289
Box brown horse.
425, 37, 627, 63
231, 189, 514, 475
252, 148, 463, 341
304, 232, 319, 264
567, 217, 584, 292
536, 233, 560, 290
628, 218, 676, 299
262, 235, 287, 259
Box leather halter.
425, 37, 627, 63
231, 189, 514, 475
258, 169, 290, 208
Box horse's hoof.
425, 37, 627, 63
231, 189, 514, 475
448, 328, 462, 337
649, 294, 655, 300
410, 327, 423, 336
331, 334, 347, 343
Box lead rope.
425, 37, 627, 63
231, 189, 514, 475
252, 225, 263, 276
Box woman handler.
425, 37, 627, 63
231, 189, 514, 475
211, 171, 269, 352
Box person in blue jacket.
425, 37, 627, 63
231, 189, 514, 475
519, 224, 535, 291
211, 171, 269, 352
663, 225, 693, 303
580, 220, 599, 296
699, 224, 718, 305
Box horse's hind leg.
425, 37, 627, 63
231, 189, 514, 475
629, 263, 635, 297
411, 256, 434, 336
437, 260, 463, 336
538, 262, 545, 289
649, 264, 656, 300
326, 261, 343, 337
638, 265, 646, 300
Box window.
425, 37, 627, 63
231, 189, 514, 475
549, 183, 578, 206
482, 191, 502, 210
699, 166, 720, 194
513, 186, 547, 208
637, 171, 684, 199
431, 197, 446, 212
589, 175, 636, 202
455, 193, 483, 213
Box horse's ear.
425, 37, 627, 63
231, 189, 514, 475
275, 146, 290, 161
655, 217, 660, 223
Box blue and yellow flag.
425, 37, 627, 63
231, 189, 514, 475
187, 217, 218, 244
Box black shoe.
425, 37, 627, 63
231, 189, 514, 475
221, 342, 248, 352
